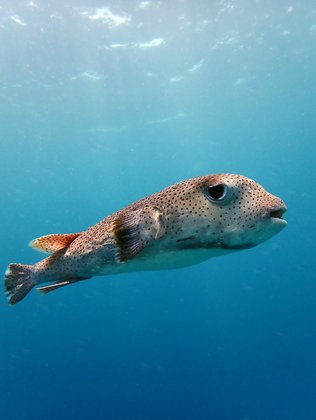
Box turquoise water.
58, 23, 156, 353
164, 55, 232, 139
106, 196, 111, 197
0, 1, 315, 419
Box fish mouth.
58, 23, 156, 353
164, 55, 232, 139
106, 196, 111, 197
269, 206, 287, 225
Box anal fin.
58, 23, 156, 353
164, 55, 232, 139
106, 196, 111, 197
36, 277, 90, 294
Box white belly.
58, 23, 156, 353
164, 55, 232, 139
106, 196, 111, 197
100, 246, 234, 276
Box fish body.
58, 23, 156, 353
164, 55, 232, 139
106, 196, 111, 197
4, 174, 287, 304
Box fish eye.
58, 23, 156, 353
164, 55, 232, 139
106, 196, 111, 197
206, 184, 228, 202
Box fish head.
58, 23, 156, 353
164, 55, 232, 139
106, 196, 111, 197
197, 174, 287, 249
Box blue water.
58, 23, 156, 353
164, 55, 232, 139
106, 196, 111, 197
0, 1, 315, 419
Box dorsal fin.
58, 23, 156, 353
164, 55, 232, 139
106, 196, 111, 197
29, 233, 82, 254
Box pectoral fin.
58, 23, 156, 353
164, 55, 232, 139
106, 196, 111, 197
29, 233, 82, 254
113, 206, 165, 262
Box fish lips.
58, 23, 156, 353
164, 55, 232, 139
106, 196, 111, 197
268, 205, 288, 227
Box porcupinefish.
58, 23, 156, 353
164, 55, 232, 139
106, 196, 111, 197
4, 174, 287, 305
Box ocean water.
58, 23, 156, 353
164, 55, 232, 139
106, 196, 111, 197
0, 1, 315, 419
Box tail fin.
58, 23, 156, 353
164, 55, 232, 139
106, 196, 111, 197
4, 263, 35, 305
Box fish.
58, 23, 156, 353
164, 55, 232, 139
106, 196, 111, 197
4, 173, 287, 305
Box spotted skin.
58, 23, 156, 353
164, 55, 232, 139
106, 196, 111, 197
4, 174, 287, 304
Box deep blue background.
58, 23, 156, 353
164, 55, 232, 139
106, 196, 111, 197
0, 1, 315, 419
